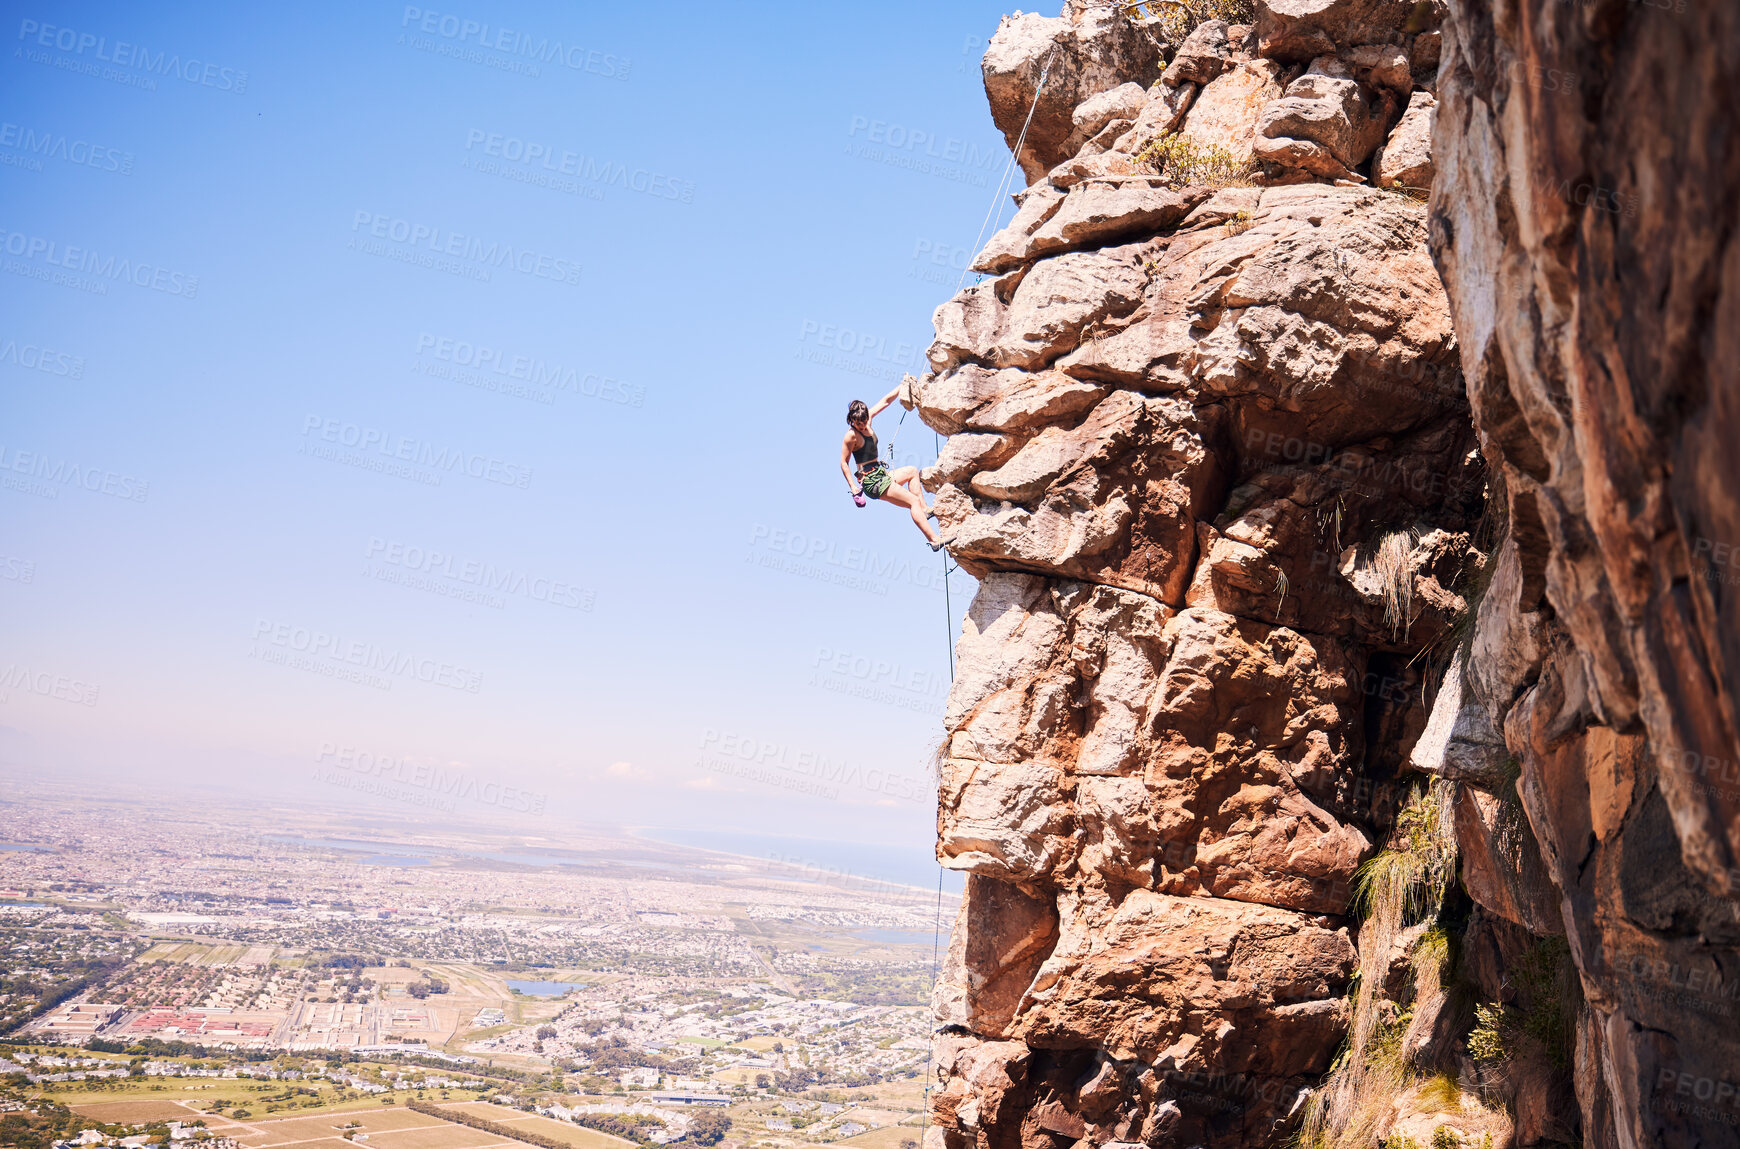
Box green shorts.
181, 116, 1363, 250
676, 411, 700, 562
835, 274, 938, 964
860, 465, 892, 499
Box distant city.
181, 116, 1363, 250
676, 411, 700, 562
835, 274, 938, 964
0, 782, 953, 1149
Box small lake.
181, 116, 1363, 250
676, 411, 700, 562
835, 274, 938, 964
0, 842, 49, 852
506, 979, 584, 996
851, 928, 936, 946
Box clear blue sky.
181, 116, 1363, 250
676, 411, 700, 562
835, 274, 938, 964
0, 0, 1022, 882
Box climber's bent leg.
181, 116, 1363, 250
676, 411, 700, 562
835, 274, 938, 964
879, 480, 941, 545
886, 465, 931, 514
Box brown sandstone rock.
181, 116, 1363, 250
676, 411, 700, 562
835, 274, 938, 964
1256, 0, 1435, 63
1068, 82, 1149, 156
905, 1, 1740, 1145
1429, 0, 1740, 1138
982, 8, 1165, 184
1252, 57, 1392, 179
1163, 20, 1233, 87
918, 144, 1478, 1149
1176, 60, 1285, 163
1372, 89, 1435, 191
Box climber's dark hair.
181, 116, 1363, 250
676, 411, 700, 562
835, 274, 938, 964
847, 399, 869, 426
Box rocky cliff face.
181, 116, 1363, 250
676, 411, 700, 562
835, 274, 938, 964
912, 2, 1739, 1148
1427, 0, 1740, 1144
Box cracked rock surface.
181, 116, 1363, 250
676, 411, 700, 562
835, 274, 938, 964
922, 4, 1477, 1146
922, 1, 1737, 1146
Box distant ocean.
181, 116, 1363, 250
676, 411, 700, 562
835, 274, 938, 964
632, 827, 964, 895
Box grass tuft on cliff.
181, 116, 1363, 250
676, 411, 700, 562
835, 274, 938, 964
1133, 132, 1254, 189
1297, 780, 1466, 1149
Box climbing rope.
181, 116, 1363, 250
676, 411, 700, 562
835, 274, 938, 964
882, 403, 910, 469
917, 423, 959, 1135
953, 40, 1064, 300
917, 43, 1064, 1127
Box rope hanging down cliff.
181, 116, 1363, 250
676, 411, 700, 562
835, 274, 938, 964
955, 41, 1062, 300
919, 35, 1061, 1128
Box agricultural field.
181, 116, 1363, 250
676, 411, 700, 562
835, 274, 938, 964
321, 1124, 491, 1149
136, 941, 273, 967
433, 1103, 633, 1149
68, 1099, 209, 1124
834, 1128, 923, 1149
50, 1078, 418, 1120
63, 1101, 603, 1149
209, 1107, 479, 1148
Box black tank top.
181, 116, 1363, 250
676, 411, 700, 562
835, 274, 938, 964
852, 429, 880, 468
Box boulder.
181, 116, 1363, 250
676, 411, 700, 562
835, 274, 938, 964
1373, 89, 1435, 191
1252, 57, 1391, 179
1068, 82, 1149, 154
976, 184, 1206, 274
1346, 41, 1412, 92
973, 184, 1068, 275
1177, 59, 1286, 163
931, 874, 1059, 1037
1109, 81, 1199, 157
989, 244, 1151, 369
1162, 20, 1232, 87
982, 7, 1165, 184
1255, 0, 1436, 63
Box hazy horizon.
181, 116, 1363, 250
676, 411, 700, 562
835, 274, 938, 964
1, 0, 1016, 874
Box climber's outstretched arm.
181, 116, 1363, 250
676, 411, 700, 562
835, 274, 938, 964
867, 384, 901, 421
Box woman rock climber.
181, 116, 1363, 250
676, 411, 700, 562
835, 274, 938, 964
839, 386, 946, 551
